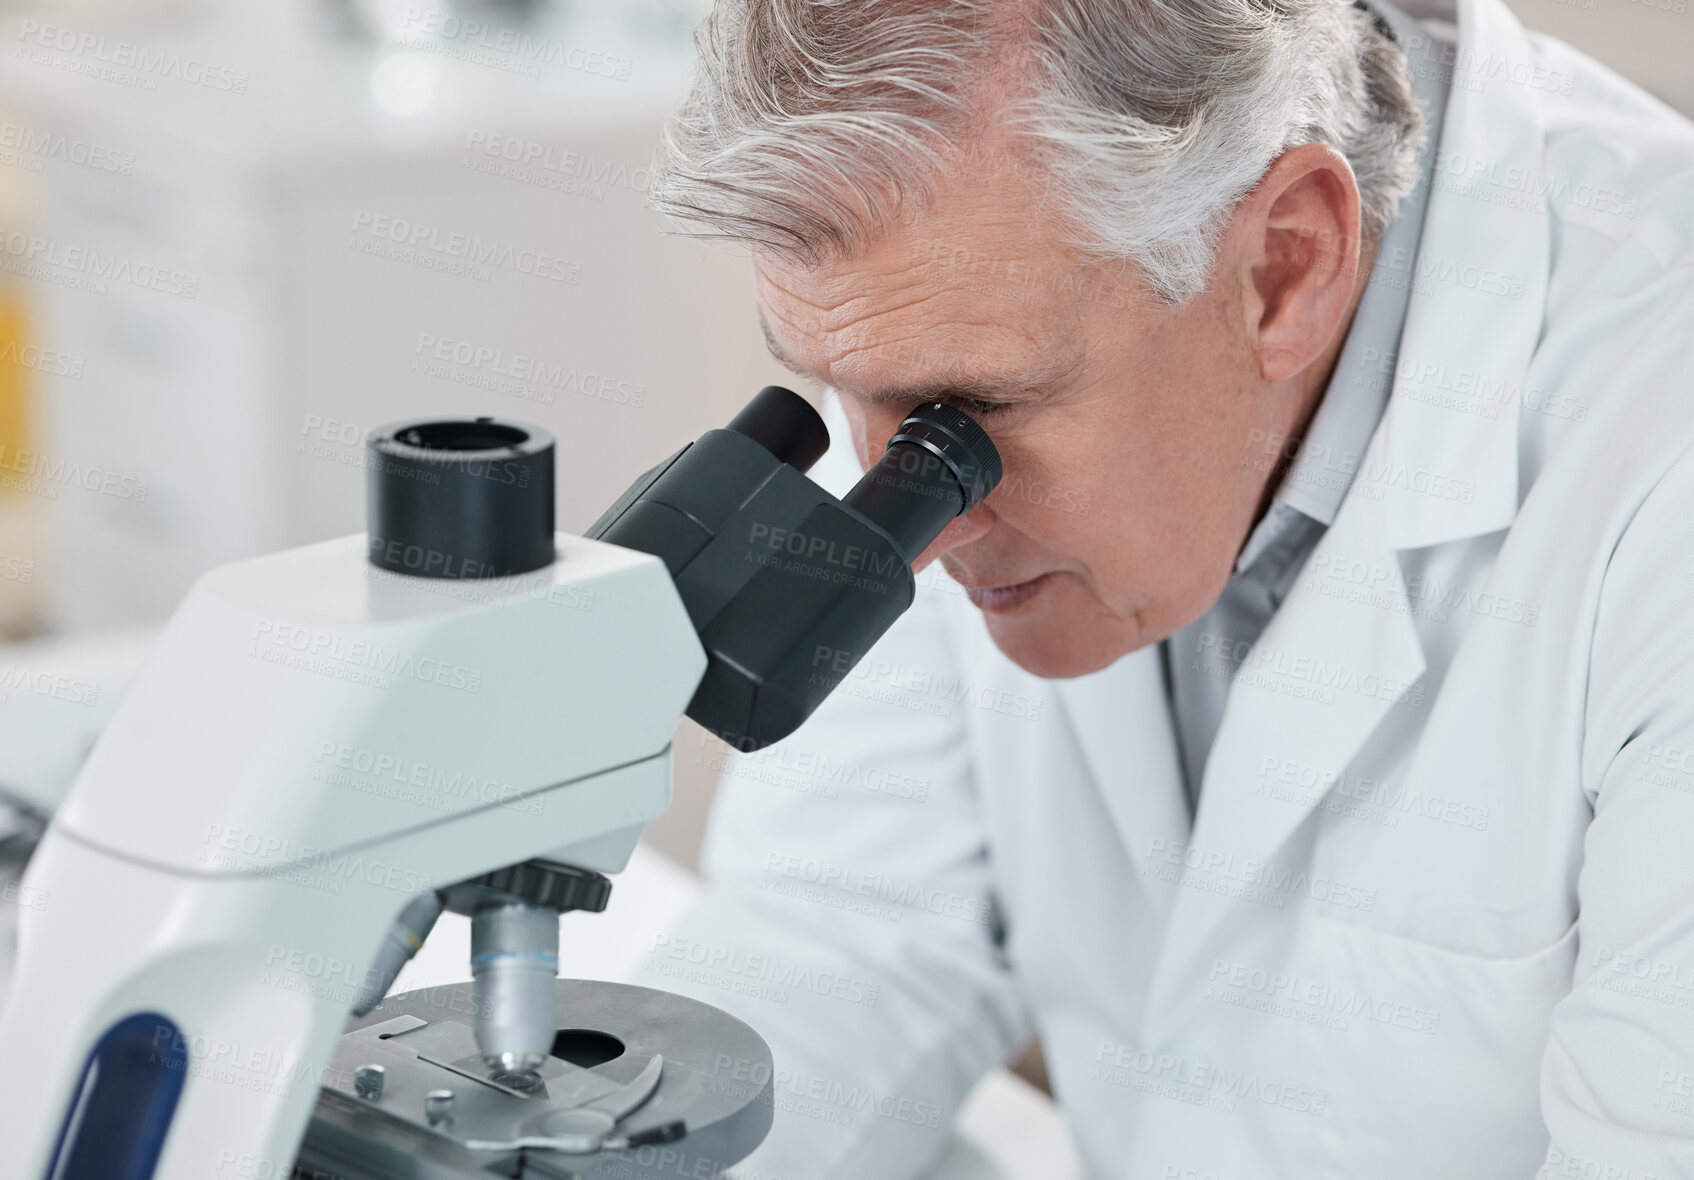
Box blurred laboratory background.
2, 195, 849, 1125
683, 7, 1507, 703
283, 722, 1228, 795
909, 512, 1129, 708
0, 0, 805, 864
0, 0, 1688, 1173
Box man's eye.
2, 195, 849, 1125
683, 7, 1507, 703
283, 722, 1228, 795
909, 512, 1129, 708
948, 398, 1012, 419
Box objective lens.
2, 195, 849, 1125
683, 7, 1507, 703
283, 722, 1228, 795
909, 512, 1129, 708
841, 403, 1003, 562
470, 903, 559, 1076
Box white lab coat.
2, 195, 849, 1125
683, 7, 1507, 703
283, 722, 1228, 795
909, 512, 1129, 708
634, 0, 1694, 1174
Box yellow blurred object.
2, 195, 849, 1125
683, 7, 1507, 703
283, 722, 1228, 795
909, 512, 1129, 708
0, 280, 42, 638
0, 284, 29, 482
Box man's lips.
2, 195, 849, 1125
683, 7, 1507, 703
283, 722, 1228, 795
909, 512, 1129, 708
951, 572, 1054, 614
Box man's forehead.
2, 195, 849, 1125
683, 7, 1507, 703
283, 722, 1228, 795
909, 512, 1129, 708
756, 299, 1078, 407
755, 229, 1041, 312
748, 188, 1100, 403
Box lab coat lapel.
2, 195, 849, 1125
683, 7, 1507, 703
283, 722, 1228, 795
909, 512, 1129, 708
1150, 0, 1549, 974
1181, 462, 1426, 897
1052, 650, 1191, 914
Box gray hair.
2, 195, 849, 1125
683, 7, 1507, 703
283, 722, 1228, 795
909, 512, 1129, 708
649, 0, 1427, 304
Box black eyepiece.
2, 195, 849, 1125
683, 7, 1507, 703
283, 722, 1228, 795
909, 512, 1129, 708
724, 385, 830, 472
890, 403, 1002, 508
589, 387, 1004, 750
367, 416, 555, 579
840, 403, 1003, 562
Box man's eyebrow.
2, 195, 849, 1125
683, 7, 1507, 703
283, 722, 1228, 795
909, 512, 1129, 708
846, 368, 1069, 407
757, 305, 1074, 405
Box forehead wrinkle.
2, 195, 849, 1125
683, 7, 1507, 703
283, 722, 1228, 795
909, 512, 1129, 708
829, 315, 1030, 373
755, 216, 1090, 394
819, 291, 980, 376
803, 278, 968, 355
762, 230, 1042, 327
761, 268, 1002, 385
824, 283, 957, 333
828, 320, 1079, 405
757, 256, 932, 319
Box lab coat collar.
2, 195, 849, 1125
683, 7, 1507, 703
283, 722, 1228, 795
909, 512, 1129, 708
1372, 0, 1547, 551
1147, 0, 1551, 969
1053, 0, 1549, 936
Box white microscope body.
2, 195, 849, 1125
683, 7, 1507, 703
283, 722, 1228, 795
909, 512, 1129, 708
0, 532, 703, 1178
0, 387, 1001, 1179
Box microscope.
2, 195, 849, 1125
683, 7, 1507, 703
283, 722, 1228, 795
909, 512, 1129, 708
0, 387, 999, 1180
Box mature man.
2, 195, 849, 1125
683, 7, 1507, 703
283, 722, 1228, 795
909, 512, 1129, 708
634, 0, 1694, 1175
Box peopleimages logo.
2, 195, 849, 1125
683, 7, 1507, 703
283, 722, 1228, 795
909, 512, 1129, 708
14, 19, 252, 93
248, 619, 484, 694
0, 664, 100, 706
348, 210, 582, 285
312, 741, 544, 816
747, 522, 904, 578
1091, 1040, 1328, 1118
0, 121, 135, 174
0, 339, 84, 378
460, 130, 650, 196
399, 8, 632, 80
197, 823, 434, 897
412, 331, 646, 408
0, 229, 200, 298
648, 934, 882, 1008
0, 444, 150, 502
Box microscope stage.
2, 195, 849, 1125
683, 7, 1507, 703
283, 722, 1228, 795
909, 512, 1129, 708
295, 979, 774, 1180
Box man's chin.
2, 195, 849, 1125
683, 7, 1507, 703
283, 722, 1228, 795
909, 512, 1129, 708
980, 610, 1136, 680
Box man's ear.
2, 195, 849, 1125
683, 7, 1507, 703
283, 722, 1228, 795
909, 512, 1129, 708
1231, 143, 1365, 384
